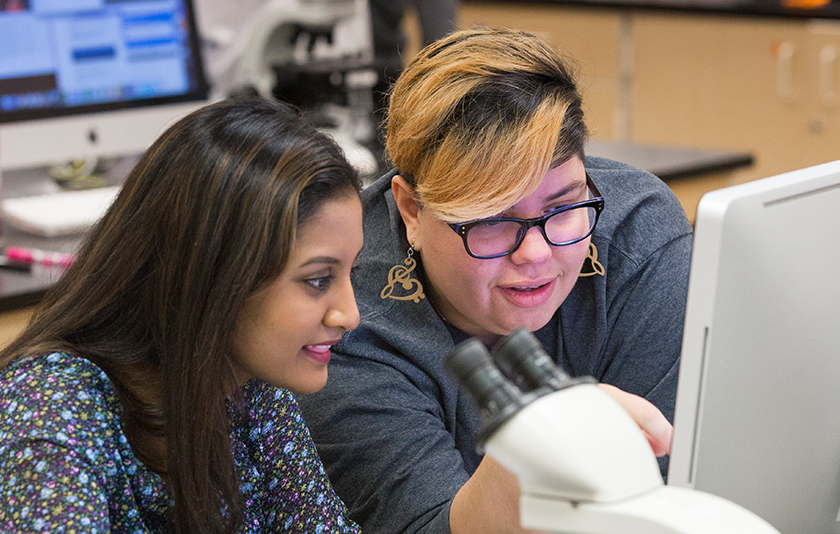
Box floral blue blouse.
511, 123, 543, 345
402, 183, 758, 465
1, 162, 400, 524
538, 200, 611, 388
0, 352, 360, 533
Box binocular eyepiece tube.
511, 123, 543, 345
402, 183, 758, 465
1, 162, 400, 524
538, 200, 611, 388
490, 328, 573, 392
444, 327, 594, 449
442, 337, 523, 424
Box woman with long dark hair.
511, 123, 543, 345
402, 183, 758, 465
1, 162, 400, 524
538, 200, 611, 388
0, 96, 363, 533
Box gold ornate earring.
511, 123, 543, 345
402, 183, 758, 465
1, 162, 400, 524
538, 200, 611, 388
380, 244, 426, 303
579, 242, 605, 277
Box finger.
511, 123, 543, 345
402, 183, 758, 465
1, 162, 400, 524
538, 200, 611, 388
645, 430, 671, 457
638, 408, 673, 456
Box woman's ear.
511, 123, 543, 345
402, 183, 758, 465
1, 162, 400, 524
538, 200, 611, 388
392, 175, 421, 246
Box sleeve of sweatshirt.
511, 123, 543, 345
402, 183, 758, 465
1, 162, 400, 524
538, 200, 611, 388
296, 350, 469, 534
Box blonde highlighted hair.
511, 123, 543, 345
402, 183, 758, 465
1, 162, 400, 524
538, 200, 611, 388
386, 27, 589, 222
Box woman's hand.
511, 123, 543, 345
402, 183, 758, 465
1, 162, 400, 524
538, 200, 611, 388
597, 383, 673, 457
450, 455, 547, 534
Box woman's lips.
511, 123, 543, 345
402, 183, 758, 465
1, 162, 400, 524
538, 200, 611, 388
498, 279, 556, 307
303, 343, 334, 364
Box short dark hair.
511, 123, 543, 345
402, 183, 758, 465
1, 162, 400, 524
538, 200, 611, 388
386, 27, 589, 222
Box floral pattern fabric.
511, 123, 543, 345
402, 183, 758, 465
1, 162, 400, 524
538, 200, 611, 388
0, 352, 359, 533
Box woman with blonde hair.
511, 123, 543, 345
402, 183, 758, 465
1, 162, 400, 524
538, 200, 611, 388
298, 28, 692, 534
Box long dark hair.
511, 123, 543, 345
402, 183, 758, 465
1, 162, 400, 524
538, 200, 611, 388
0, 96, 360, 533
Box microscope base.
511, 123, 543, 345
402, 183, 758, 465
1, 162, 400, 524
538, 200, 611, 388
521, 485, 779, 534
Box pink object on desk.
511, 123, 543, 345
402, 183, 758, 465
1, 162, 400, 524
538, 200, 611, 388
4, 246, 75, 269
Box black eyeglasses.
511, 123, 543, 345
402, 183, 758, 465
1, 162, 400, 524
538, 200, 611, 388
448, 173, 604, 259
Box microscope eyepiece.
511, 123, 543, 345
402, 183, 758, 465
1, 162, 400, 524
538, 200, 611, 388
490, 327, 573, 392
443, 338, 523, 424
444, 329, 595, 450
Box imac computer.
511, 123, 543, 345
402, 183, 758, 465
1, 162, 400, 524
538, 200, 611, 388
668, 159, 840, 533
0, 0, 209, 171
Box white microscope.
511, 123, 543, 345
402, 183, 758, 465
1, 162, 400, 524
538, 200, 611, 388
443, 328, 780, 534
198, 0, 379, 178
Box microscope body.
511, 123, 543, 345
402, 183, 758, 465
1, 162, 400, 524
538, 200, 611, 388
445, 329, 780, 534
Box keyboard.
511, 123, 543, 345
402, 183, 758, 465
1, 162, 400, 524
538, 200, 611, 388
1, 186, 121, 237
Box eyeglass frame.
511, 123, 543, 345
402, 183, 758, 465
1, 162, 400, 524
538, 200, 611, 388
447, 172, 605, 259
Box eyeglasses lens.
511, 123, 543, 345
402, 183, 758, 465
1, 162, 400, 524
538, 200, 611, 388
543, 205, 598, 245
466, 205, 598, 258
465, 221, 522, 258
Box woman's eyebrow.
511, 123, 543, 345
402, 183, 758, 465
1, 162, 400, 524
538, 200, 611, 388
299, 256, 341, 268
544, 179, 587, 203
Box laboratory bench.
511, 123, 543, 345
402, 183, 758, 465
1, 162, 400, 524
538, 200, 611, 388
586, 139, 753, 223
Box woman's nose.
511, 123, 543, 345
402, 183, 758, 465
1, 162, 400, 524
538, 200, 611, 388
324, 280, 360, 332
509, 226, 553, 264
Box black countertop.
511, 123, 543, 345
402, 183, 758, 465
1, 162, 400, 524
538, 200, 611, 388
469, 0, 840, 19
0, 266, 61, 313
586, 139, 754, 181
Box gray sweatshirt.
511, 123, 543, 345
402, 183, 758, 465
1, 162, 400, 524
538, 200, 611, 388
297, 156, 693, 534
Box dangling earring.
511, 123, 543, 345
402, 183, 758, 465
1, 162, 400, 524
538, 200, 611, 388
579, 242, 605, 277
381, 244, 426, 303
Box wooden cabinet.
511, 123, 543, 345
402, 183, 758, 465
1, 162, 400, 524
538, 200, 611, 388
0, 307, 33, 349
631, 14, 840, 184
802, 22, 840, 166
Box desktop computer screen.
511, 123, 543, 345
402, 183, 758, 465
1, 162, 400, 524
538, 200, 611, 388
0, 0, 209, 170
668, 159, 840, 533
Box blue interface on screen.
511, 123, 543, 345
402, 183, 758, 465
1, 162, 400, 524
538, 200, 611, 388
0, 0, 205, 122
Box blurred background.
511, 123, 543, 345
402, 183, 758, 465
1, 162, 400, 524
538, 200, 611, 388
0, 0, 838, 343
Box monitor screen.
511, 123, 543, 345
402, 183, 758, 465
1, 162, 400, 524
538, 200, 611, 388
668, 159, 840, 533
0, 0, 209, 170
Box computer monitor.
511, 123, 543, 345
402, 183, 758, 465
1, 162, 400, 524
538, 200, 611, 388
668, 159, 840, 533
0, 0, 209, 171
